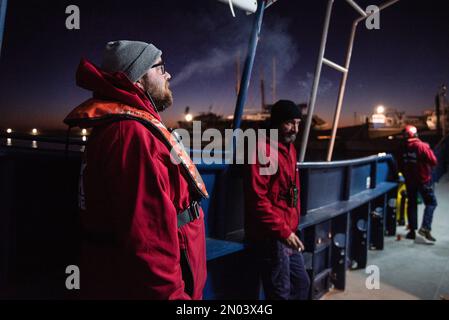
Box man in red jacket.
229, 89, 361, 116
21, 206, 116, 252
399, 125, 438, 243
244, 100, 310, 300
64, 40, 208, 299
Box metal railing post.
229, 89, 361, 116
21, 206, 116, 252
326, 21, 357, 162
326, 0, 399, 161
232, 0, 266, 131
345, 0, 367, 17
299, 0, 334, 162
0, 0, 8, 57
299, 0, 399, 162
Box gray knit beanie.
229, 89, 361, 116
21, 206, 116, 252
101, 40, 162, 82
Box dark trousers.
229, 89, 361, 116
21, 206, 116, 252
406, 182, 438, 231
250, 239, 310, 300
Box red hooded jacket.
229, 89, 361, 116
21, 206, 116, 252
399, 138, 438, 186
244, 138, 300, 241
64, 59, 207, 300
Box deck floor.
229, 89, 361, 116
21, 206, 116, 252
325, 174, 449, 300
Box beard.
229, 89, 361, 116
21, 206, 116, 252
282, 133, 297, 144
142, 76, 173, 112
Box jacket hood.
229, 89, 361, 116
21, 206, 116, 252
407, 137, 421, 145
65, 59, 161, 127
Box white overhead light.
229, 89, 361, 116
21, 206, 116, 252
81, 129, 87, 136
217, 0, 258, 16
376, 105, 385, 114
6, 128, 12, 134
185, 114, 193, 122
32, 128, 38, 135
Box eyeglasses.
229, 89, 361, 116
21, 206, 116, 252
151, 61, 166, 75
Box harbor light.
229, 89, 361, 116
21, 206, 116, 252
376, 105, 385, 114
185, 114, 193, 122
82, 129, 87, 136
31, 128, 38, 135
6, 128, 12, 134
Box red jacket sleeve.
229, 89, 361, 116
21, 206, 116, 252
111, 121, 191, 300
419, 142, 438, 167
247, 159, 292, 240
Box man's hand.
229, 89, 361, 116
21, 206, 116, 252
285, 232, 305, 252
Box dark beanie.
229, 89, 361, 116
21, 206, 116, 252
270, 100, 302, 127
101, 40, 162, 82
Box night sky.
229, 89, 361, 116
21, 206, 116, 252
0, 0, 448, 131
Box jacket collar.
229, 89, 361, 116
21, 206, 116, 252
65, 58, 160, 127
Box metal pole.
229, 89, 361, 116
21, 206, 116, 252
436, 91, 442, 135
326, 0, 400, 161
299, 0, 334, 162
345, 0, 367, 17
326, 21, 358, 162
232, 0, 266, 131
272, 56, 276, 103
0, 0, 7, 57
441, 86, 447, 137
369, 0, 400, 19
235, 50, 241, 96
323, 58, 348, 73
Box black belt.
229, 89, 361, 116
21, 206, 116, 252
177, 201, 201, 228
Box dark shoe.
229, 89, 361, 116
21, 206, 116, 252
418, 228, 436, 242
405, 231, 416, 240
415, 232, 434, 245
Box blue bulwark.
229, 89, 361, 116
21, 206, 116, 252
0, 0, 7, 57
206, 238, 245, 261
299, 182, 397, 229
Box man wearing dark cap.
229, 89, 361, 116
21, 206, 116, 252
244, 100, 310, 300
64, 40, 208, 299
